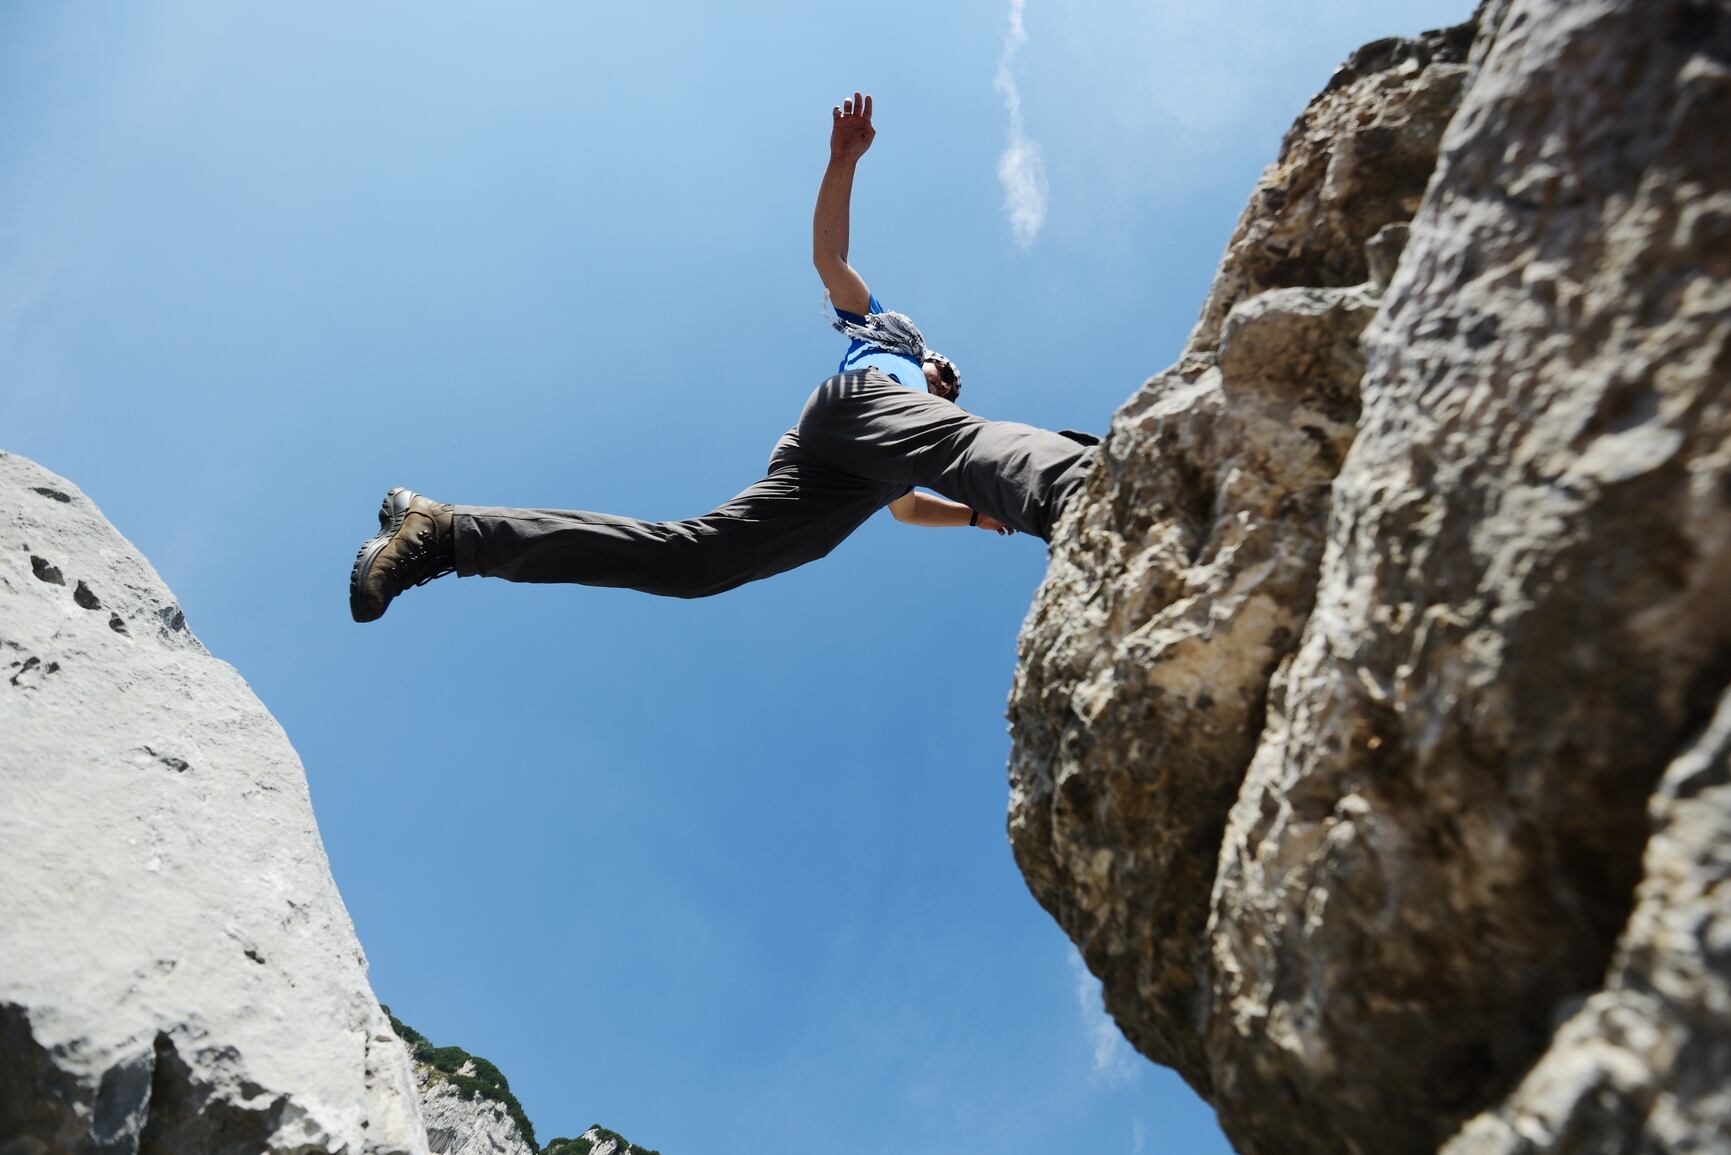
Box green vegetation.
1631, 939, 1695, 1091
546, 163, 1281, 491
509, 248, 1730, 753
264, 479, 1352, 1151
544, 1127, 661, 1155
382, 1005, 537, 1151
384, 1005, 661, 1155
382, 1004, 657, 1155
543, 1138, 594, 1155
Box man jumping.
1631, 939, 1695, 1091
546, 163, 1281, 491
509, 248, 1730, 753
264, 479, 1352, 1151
349, 93, 1098, 623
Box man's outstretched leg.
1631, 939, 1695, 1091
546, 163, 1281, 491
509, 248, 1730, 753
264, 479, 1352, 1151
347, 435, 906, 621
795, 370, 1098, 540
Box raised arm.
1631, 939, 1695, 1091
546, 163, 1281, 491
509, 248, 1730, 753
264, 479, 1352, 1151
812, 92, 874, 315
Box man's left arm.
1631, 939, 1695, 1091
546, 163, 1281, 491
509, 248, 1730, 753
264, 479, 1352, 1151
888, 492, 1014, 534
814, 93, 876, 315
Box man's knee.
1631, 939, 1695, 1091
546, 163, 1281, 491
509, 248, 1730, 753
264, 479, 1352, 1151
634, 524, 750, 598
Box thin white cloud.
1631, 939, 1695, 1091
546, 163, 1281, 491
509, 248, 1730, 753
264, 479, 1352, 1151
1068, 947, 1139, 1086
1132, 1115, 1148, 1154
994, 0, 1048, 247
0, 248, 57, 362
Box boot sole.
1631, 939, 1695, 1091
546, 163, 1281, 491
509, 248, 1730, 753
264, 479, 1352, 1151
349, 487, 417, 623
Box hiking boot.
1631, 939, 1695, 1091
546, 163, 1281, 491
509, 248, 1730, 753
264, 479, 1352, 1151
349, 488, 455, 623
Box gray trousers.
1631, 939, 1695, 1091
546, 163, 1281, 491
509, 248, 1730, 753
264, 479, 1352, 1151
451, 370, 1097, 599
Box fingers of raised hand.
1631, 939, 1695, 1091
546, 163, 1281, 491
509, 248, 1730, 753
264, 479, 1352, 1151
839, 92, 872, 122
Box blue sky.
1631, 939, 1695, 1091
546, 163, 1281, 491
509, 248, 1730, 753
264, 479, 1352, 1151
2, 2, 1467, 1152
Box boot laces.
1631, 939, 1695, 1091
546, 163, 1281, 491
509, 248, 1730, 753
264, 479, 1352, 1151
385, 518, 453, 591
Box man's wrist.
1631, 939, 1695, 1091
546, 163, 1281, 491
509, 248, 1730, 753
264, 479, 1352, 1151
968, 509, 979, 527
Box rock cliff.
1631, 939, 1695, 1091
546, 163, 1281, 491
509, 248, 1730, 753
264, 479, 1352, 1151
1010, 2, 1731, 1153
0, 451, 426, 1153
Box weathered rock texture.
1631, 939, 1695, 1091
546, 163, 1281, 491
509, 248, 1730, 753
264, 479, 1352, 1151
0, 451, 427, 1154
416, 1063, 535, 1155
1443, 688, 1731, 1153
1010, 1, 1731, 1153
1009, 13, 1478, 1090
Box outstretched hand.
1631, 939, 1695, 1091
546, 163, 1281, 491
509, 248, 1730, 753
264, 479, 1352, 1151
975, 514, 1015, 536
830, 92, 875, 162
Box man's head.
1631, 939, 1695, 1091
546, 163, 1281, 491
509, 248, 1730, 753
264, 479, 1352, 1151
828, 308, 962, 401
922, 353, 962, 402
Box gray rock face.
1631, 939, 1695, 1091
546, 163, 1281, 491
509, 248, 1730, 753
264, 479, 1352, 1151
1008, 14, 1478, 1092
1207, 2, 1731, 1150
1442, 687, 1731, 1153
0, 451, 427, 1154
1011, 1, 1731, 1152
1185, 21, 1475, 358
416, 1063, 534, 1155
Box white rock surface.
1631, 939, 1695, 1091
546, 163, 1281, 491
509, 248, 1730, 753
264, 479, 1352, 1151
0, 450, 427, 1154
415, 1063, 534, 1155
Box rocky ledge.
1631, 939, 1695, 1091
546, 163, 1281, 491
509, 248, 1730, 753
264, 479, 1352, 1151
1010, 1, 1731, 1153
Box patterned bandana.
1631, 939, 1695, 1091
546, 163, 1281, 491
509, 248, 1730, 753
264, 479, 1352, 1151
830, 309, 963, 399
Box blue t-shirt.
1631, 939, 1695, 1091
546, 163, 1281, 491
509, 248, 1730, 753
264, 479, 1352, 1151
834, 295, 927, 391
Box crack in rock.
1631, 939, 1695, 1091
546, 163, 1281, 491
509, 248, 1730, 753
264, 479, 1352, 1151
136, 746, 191, 773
